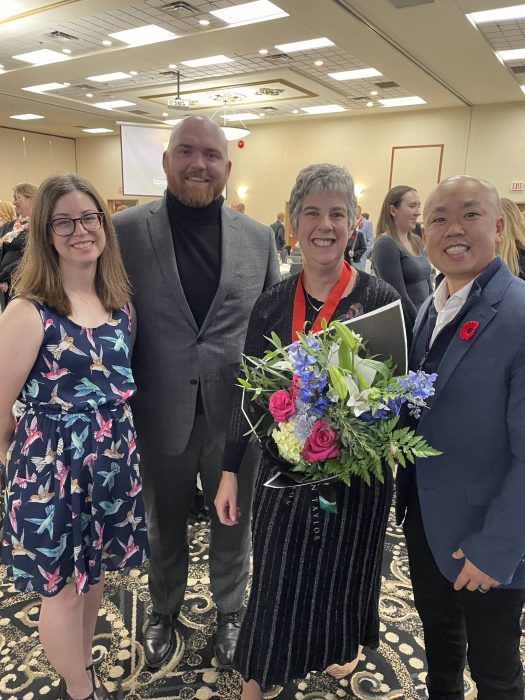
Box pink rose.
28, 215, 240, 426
269, 389, 295, 422
302, 420, 340, 462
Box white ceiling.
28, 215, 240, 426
0, 0, 524, 138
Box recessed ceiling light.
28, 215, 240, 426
22, 82, 70, 93
86, 93, 94, 98
223, 112, 261, 121
275, 37, 334, 53
162, 112, 169, 117
102, 40, 112, 47
181, 54, 234, 67
259, 48, 269, 55
210, 0, 288, 27
109, 25, 177, 47
314, 60, 323, 66
129, 71, 138, 76
0, 64, 3, 68
370, 90, 378, 96
164, 118, 184, 126
62, 48, 72, 55
367, 101, 374, 107
497, 48, 525, 61
0, 69, 5, 75
93, 100, 136, 110
10, 114, 45, 120
467, 5, 525, 24
199, 19, 210, 26
258, 112, 265, 116
169, 63, 177, 69
301, 104, 346, 114
521, 85, 525, 94
292, 109, 299, 114
82, 128, 114, 133
87, 72, 132, 82
379, 96, 426, 107
329, 68, 382, 80
13, 49, 70, 65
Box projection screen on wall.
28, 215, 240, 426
120, 123, 172, 196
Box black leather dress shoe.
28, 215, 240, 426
214, 610, 243, 669
143, 612, 180, 668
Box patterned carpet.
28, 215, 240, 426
1, 510, 523, 700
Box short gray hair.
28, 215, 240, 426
289, 163, 356, 232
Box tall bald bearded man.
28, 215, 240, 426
114, 117, 280, 669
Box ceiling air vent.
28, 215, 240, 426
375, 81, 400, 88
388, 0, 434, 7
511, 66, 525, 75
128, 109, 150, 115
159, 70, 179, 77
352, 96, 370, 101
75, 84, 98, 90
258, 106, 279, 111
265, 53, 292, 62
49, 30, 79, 40
160, 1, 198, 13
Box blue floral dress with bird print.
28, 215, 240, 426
1, 302, 149, 596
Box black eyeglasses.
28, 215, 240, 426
49, 212, 104, 237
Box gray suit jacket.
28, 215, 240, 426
114, 194, 280, 455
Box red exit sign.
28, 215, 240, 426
511, 181, 523, 191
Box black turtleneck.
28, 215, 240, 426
166, 189, 223, 329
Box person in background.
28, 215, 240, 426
0, 201, 16, 228
237, 202, 246, 214
371, 185, 433, 328
497, 197, 525, 279
0, 183, 38, 310
344, 224, 366, 268
114, 116, 280, 671
0, 174, 149, 700
215, 163, 400, 700
353, 205, 374, 270
397, 176, 525, 700
270, 212, 286, 251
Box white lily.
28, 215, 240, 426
345, 375, 373, 416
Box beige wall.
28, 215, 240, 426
5, 101, 525, 226
0, 127, 76, 200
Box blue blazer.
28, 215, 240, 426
397, 260, 525, 588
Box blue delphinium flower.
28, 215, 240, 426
288, 342, 317, 372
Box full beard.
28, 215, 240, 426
173, 179, 222, 208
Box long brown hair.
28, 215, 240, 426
498, 197, 525, 277
12, 174, 130, 315
376, 185, 423, 253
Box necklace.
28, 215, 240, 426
304, 291, 323, 313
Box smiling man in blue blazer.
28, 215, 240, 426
396, 175, 525, 700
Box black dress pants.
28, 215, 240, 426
404, 489, 525, 700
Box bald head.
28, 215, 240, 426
424, 176, 501, 221
163, 115, 231, 207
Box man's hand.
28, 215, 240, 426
452, 548, 501, 592
214, 471, 240, 526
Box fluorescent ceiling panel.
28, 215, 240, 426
497, 48, 525, 61
329, 68, 382, 80
109, 25, 177, 46
10, 113, 44, 120
522, 85, 525, 94
22, 82, 69, 93
87, 72, 132, 82
0, 1, 19, 21
379, 96, 426, 106
275, 37, 334, 52
223, 112, 261, 121
300, 104, 346, 114
82, 128, 114, 133
210, 0, 288, 26
93, 100, 136, 109
181, 54, 234, 67
13, 49, 70, 65
467, 4, 525, 24
164, 119, 184, 126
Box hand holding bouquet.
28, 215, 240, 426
240, 319, 440, 487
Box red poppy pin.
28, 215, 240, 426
459, 320, 479, 341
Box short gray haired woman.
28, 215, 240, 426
215, 163, 401, 699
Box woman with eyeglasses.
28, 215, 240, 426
0, 182, 38, 310
0, 174, 149, 700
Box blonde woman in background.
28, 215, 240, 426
0, 183, 38, 309
0, 201, 16, 227
498, 197, 525, 280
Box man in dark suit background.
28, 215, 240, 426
114, 116, 280, 670
397, 175, 525, 699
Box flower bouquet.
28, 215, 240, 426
239, 312, 440, 492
